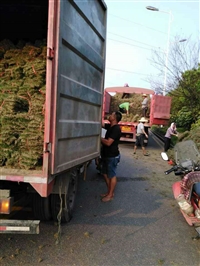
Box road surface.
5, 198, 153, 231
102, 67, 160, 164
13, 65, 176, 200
0, 132, 199, 266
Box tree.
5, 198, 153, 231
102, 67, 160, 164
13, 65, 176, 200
148, 35, 200, 94
148, 36, 200, 129
169, 67, 200, 129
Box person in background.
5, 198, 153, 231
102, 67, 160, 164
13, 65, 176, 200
122, 83, 130, 99
164, 122, 178, 152
119, 102, 133, 115
133, 117, 149, 156
101, 111, 122, 202
141, 94, 148, 118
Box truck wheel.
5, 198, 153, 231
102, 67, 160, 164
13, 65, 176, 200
51, 171, 78, 223
32, 193, 52, 221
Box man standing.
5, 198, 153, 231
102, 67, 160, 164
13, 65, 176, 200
133, 117, 149, 156
119, 102, 133, 115
164, 122, 178, 152
141, 94, 148, 118
101, 111, 122, 202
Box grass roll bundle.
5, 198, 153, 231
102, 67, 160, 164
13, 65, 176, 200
0, 39, 47, 169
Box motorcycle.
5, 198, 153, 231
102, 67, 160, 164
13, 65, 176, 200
161, 140, 200, 240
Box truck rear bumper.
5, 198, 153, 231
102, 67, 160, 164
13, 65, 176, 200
0, 220, 40, 234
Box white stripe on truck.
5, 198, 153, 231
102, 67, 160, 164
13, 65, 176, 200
2, 226, 30, 231
0, 175, 53, 184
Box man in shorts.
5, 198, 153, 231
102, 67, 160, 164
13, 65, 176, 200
133, 117, 149, 156
101, 111, 122, 202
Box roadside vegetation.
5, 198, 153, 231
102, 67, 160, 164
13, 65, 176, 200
149, 35, 200, 151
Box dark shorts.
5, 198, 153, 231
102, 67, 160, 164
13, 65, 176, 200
135, 134, 145, 147
119, 107, 126, 114
101, 155, 120, 178
142, 107, 148, 117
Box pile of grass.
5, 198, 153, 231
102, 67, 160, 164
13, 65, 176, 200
109, 93, 150, 122
0, 39, 46, 169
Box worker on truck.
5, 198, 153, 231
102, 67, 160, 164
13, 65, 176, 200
122, 83, 130, 99
119, 102, 133, 115
141, 94, 148, 118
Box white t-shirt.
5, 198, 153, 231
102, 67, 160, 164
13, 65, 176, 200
101, 128, 107, 137
142, 98, 148, 108
137, 122, 144, 134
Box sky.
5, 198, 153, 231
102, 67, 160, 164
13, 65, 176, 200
104, 0, 200, 92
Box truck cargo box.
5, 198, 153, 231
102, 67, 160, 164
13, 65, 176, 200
0, 0, 107, 197
149, 95, 171, 126
103, 87, 171, 142
103, 87, 154, 142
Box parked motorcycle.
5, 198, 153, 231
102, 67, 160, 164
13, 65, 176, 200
161, 140, 200, 240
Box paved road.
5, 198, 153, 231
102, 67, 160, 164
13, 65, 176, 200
0, 134, 200, 266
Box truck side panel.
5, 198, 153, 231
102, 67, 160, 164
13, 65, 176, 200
102, 91, 111, 119
51, 0, 107, 174
149, 95, 171, 126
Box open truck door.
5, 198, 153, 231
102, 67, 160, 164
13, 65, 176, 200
0, 0, 107, 233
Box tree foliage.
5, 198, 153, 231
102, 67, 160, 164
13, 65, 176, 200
169, 66, 200, 129
148, 36, 200, 130
148, 35, 199, 94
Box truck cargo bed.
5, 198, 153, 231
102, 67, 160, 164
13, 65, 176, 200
0, 0, 107, 196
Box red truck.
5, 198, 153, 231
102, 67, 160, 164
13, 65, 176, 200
0, 0, 107, 233
102, 87, 171, 142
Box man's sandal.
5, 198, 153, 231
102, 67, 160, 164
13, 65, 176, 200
100, 193, 108, 198
101, 196, 113, 202
100, 193, 114, 198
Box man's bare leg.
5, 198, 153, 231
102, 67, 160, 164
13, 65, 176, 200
103, 174, 109, 188
108, 177, 117, 197
101, 174, 109, 197
142, 146, 146, 155
133, 145, 137, 154
142, 146, 149, 156
102, 177, 116, 202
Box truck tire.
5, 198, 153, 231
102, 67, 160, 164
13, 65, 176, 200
51, 171, 78, 223
32, 193, 52, 221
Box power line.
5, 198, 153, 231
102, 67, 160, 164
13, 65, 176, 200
108, 38, 165, 52
106, 67, 150, 76
109, 13, 168, 36
108, 32, 163, 50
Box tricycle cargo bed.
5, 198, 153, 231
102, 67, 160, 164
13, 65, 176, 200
0, 0, 107, 195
